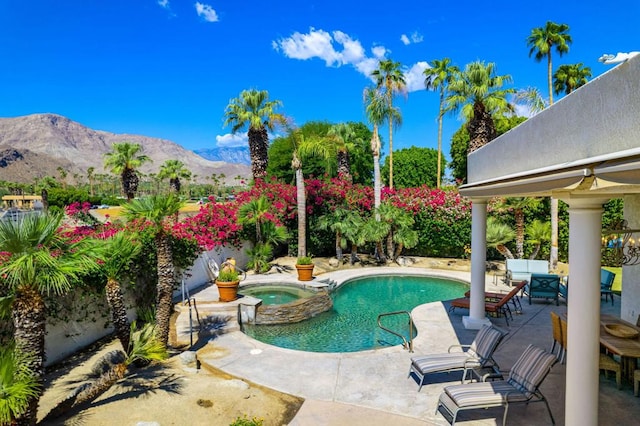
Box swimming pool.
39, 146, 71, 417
242, 274, 467, 352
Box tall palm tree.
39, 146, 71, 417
424, 58, 459, 188
446, 61, 514, 154
104, 142, 151, 201
100, 232, 142, 353
86, 166, 95, 196
158, 159, 192, 194
0, 213, 99, 425
553, 63, 592, 96
527, 21, 572, 271
527, 21, 572, 106
223, 89, 284, 181
372, 59, 406, 189
363, 86, 388, 214
122, 195, 185, 349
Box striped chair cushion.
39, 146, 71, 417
470, 325, 504, 360
507, 344, 557, 398
444, 381, 530, 407
411, 353, 478, 374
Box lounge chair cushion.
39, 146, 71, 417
507, 345, 557, 398
470, 325, 505, 360
445, 381, 531, 407
411, 353, 480, 373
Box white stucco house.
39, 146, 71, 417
458, 53, 640, 426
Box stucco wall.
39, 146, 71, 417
621, 194, 640, 324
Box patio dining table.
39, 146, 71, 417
600, 314, 640, 382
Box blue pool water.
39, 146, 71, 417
242, 274, 467, 352
240, 285, 315, 305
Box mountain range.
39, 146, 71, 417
0, 114, 251, 185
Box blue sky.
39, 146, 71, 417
1, 1, 639, 161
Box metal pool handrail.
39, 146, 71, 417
377, 311, 414, 352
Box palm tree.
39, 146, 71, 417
122, 195, 185, 349
42, 323, 167, 421
0, 347, 40, 425
363, 86, 388, 214
237, 195, 271, 244
158, 159, 192, 194
527, 21, 572, 271
87, 166, 95, 196
486, 217, 516, 259
527, 21, 572, 106
0, 213, 99, 425
317, 208, 352, 263
497, 197, 541, 259
56, 166, 68, 190
446, 61, 514, 154
325, 123, 361, 182
378, 202, 419, 262
372, 59, 406, 189
526, 219, 551, 259
100, 232, 142, 352
553, 63, 592, 96
104, 142, 151, 201
424, 58, 459, 188
223, 89, 284, 181
513, 87, 548, 114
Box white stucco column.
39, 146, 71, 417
565, 198, 606, 426
463, 198, 491, 329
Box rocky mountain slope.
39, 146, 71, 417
0, 114, 250, 184
194, 147, 250, 165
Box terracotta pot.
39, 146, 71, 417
295, 264, 314, 281
216, 280, 240, 302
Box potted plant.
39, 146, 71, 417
295, 256, 314, 281
216, 267, 240, 302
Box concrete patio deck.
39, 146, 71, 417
180, 268, 640, 425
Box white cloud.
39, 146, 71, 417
216, 133, 247, 148
371, 45, 387, 58
410, 31, 424, 43
401, 31, 424, 46
195, 2, 219, 22
158, 0, 170, 9
274, 28, 428, 92
403, 61, 430, 92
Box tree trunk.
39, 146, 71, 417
335, 230, 343, 263
350, 244, 359, 265
121, 168, 139, 201
550, 198, 559, 270
43, 361, 128, 421
388, 116, 394, 189
12, 285, 46, 426
467, 101, 496, 154
386, 232, 394, 262
371, 126, 381, 217
155, 233, 175, 348
248, 127, 269, 181
169, 178, 181, 193
515, 208, 525, 259
530, 244, 541, 260
294, 163, 306, 258
394, 242, 405, 262
337, 150, 352, 183
105, 277, 131, 353
497, 244, 515, 259
437, 89, 444, 188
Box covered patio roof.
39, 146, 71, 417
460, 54, 640, 199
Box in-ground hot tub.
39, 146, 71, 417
239, 284, 332, 325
